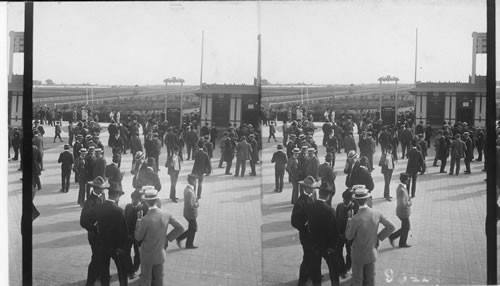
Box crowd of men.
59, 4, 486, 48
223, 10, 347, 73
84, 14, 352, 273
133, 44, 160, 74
264, 111, 496, 285
23, 109, 265, 285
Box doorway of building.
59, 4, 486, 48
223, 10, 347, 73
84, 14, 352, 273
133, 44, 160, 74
212, 94, 230, 127
456, 95, 474, 125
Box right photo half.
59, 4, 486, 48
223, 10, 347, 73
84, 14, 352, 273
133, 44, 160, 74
259, 1, 495, 285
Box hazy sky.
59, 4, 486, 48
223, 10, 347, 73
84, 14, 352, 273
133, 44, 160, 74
7, 1, 493, 86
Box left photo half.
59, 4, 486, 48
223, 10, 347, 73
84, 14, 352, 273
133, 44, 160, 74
7, 2, 263, 285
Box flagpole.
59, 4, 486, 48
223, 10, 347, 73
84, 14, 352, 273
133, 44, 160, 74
414, 28, 418, 85
472, 32, 477, 84
200, 30, 204, 88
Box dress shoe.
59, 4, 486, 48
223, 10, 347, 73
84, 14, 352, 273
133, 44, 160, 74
432, 164, 438, 167
186, 245, 198, 249
464, 170, 471, 174
249, 173, 256, 176
176, 239, 182, 249
225, 172, 232, 175
448, 173, 453, 175
389, 238, 395, 248
385, 197, 392, 202
59, 189, 65, 193
439, 171, 446, 173
399, 244, 412, 248
171, 198, 178, 203
475, 159, 482, 162
128, 273, 137, 280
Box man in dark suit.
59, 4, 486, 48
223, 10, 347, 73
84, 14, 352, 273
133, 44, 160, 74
286, 134, 298, 158
192, 145, 212, 199
58, 144, 74, 193
291, 176, 319, 286
33, 144, 43, 190
235, 135, 252, 177
93, 149, 107, 180
449, 133, 466, 176
80, 176, 107, 285
248, 134, 259, 176
306, 182, 341, 286
73, 134, 84, 159
32, 129, 44, 171
463, 132, 473, 174
405, 140, 425, 198
185, 126, 199, 160
400, 125, 413, 159
164, 127, 178, 157
105, 153, 123, 193
85, 146, 97, 200
318, 153, 337, 206
223, 135, 236, 175
305, 148, 320, 181
271, 144, 288, 192
94, 185, 129, 285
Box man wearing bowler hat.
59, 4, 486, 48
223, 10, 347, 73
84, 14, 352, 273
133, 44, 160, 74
94, 184, 129, 285
176, 174, 200, 249
80, 176, 108, 285
135, 188, 185, 286
345, 187, 395, 286
291, 176, 319, 286
271, 143, 288, 192
58, 144, 74, 193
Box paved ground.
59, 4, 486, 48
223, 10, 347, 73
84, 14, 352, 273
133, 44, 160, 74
9, 123, 262, 286
7, 121, 500, 285
261, 122, 500, 285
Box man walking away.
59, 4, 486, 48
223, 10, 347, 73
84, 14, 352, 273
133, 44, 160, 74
271, 144, 287, 192
58, 144, 74, 193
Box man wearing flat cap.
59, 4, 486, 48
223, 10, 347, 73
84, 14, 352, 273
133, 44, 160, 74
345, 187, 395, 286
94, 185, 129, 285
58, 144, 74, 193
80, 176, 108, 285
291, 176, 319, 286
135, 188, 184, 285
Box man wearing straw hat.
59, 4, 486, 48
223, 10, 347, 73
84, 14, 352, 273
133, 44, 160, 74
345, 187, 395, 286
80, 176, 108, 285
135, 188, 185, 286
291, 175, 319, 286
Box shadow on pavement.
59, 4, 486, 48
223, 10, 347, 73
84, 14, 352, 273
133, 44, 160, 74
262, 220, 293, 233
219, 193, 260, 204
262, 232, 298, 249
434, 190, 483, 202
33, 232, 87, 249
34, 219, 82, 234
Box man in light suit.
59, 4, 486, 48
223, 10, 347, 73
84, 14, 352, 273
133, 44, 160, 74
135, 189, 184, 286
345, 187, 395, 286
176, 174, 200, 249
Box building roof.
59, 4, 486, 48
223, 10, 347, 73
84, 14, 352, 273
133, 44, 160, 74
410, 76, 487, 93
194, 84, 259, 95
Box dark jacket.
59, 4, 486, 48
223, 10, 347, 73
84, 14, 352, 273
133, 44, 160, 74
105, 163, 123, 191
58, 150, 74, 171
94, 200, 129, 252
350, 166, 374, 191
291, 193, 315, 245
406, 148, 425, 174
192, 149, 212, 175
80, 192, 105, 244
271, 151, 288, 169
223, 138, 236, 161
318, 162, 336, 188
93, 157, 107, 180
305, 200, 340, 250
